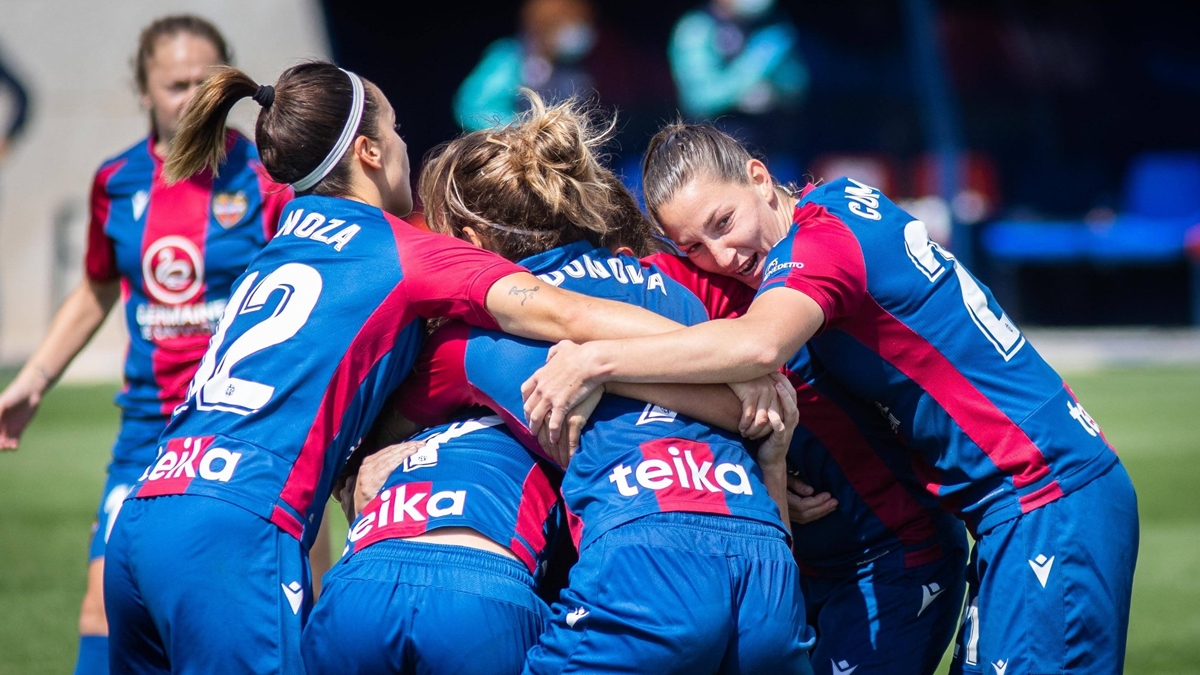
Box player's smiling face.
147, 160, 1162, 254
656, 159, 792, 288
141, 32, 222, 148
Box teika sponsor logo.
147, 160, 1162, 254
348, 482, 467, 549
137, 436, 241, 497
608, 438, 752, 505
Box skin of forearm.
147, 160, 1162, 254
606, 381, 743, 434
759, 458, 791, 529
488, 276, 684, 343
17, 279, 117, 391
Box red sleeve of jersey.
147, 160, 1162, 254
392, 321, 477, 427
390, 216, 527, 330
83, 161, 125, 283
758, 203, 868, 327
253, 160, 291, 241
643, 252, 756, 319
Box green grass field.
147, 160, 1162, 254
1, 367, 1197, 674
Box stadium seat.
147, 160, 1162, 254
982, 151, 1200, 324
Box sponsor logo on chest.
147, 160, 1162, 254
142, 235, 205, 304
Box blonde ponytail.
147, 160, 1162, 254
164, 67, 257, 184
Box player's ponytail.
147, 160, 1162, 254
420, 89, 618, 262
167, 61, 381, 195
164, 67, 256, 183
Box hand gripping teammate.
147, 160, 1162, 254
648, 252, 969, 675
524, 122, 1139, 675
99, 62, 743, 674
380, 93, 815, 674
0, 16, 290, 675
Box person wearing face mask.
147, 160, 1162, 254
0, 16, 290, 675
453, 0, 600, 131
668, 0, 809, 172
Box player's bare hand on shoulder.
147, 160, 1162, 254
353, 440, 425, 515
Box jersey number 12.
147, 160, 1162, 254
189, 263, 324, 415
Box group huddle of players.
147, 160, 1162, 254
0, 14, 1138, 675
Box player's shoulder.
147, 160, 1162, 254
94, 136, 153, 189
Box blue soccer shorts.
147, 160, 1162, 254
951, 459, 1138, 675
802, 532, 968, 675
524, 512, 816, 675
302, 538, 549, 675
104, 495, 310, 675
88, 417, 166, 561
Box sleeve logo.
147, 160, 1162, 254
763, 259, 804, 280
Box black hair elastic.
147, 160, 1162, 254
252, 84, 275, 108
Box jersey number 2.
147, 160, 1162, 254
189, 263, 324, 415
903, 220, 1025, 361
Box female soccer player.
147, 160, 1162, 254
651, 252, 968, 675
381, 94, 813, 674
0, 16, 289, 675
524, 122, 1139, 675
101, 62, 730, 675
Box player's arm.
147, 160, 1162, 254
522, 287, 824, 441
485, 272, 684, 343
0, 277, 119, 450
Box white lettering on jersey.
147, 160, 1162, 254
404, 416, 503, 471
1066, 400, 1102, 437
607, 449, 752, 497
762, 259, 804, 282
347, 485, 468, 542
844, 179, 882, 220
278, 208, 360, 251
536, 256, 664, 295
139, 438, 242, 484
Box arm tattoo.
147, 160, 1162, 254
509, 285, 541, 306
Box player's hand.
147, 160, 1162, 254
522, 340, 605, 445
756, 375, 798, 466
787, 475, 838, 525
336, 474, 358, 524
538, 384, 604, 468
0, 373, 46, 451
728, 372, 791, 439
353, 440, 425, 516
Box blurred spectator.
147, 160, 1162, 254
454, 0, 600, 131
0, 44, 31, 164
668, 0, 807, 166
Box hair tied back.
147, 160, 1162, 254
252, 84, 275, 108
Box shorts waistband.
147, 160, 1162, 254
618, 512, 788, 541
349, 538, 535, 587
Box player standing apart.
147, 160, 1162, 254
0, 16, 289, 675
524, 123, 1139, 675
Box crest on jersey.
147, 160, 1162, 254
142, 235, 205, 304
212, 191, 248, 229
636, 403, 678, 425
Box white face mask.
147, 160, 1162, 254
726, 0, 774, 19
552, 22, 596, 61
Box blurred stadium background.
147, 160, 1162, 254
1, 0, 1198, 673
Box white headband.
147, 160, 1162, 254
291, 68, 366, 192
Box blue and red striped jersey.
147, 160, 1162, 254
85, 131, 289, 443
652, 253, 963, 570
345, 415, 563, 578
396, 241, 789, 551
757, 177, 1118, 534
130, 195, 526, 547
